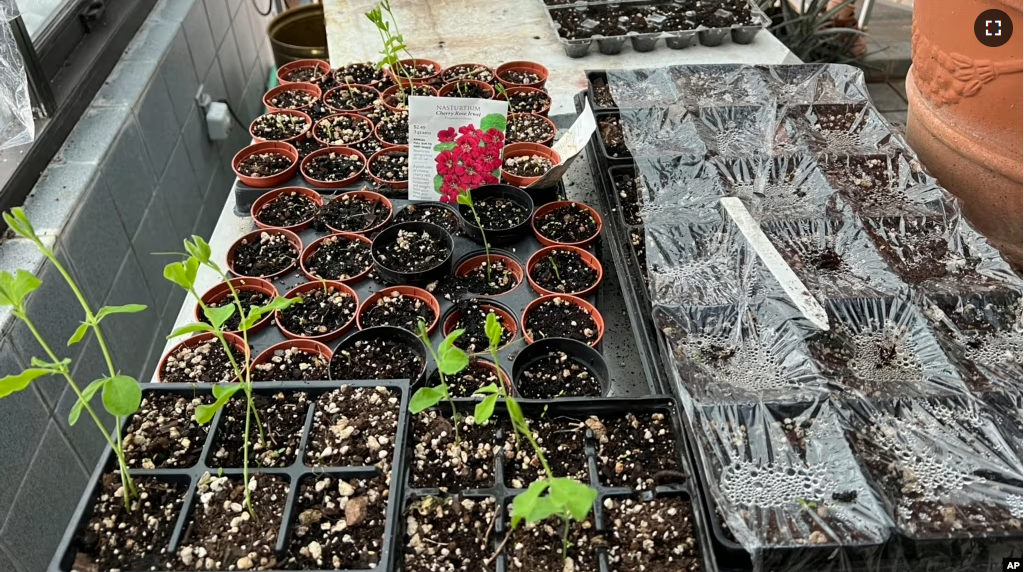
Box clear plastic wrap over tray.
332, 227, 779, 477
604, 63, 1024, 570
0, 0, 33, 149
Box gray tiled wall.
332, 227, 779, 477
0, 1, 275, 569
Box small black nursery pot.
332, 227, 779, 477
458, 184, 535, 247
329, 325, 427, 384
371, 221, 454, 285
511, 337, 610, 399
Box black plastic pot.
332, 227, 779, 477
457, 184, 535, 247
371, 221, 454, 285
511, 337, 610, 398
330, 325, 428, 385
391, 201, 462, 235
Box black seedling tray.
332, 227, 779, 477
49, 380, 412, 572
398, 396, 718, 572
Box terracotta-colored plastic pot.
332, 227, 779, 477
454, 251, 525, 296
501, 142, 561, 188
232, 142, 299, 189
507, 113, 557, 147
438, 79, 496, 99
251, 187, 323, 232
441, 63, 495, 84
249, 109, 312, 144
275, 280, 359, 342
311, 112, 374, 148
522, 294, 605, 347
251, 339, 333, 381
495, 61, 549, 89
333, 62, 389, 89
496, 86, 552, 116
276, 59, 331, 85
157, 332, 248, 383
380, 84, 438, 113
194, 277, 279, 335
356, 285, 441, 334
433, 357, 512, 395
373, 118, 409, 149
263, 82, 322, 112
322, 84, 381, 114
300, 146, 367, 188
389, 58, 442, 86
300, 232, 374, 284
366, 145, 409, 190
226, 228, 302, 280
526, 245, 604, 298
531, 200, 603, 247
442, 302, 519, 352
324, 190, 393, 235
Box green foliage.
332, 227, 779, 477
196, 383, 243, 424
485, 312, 503, 351
480, 113, 507, 134
409, 385, 449, 413
167, 322, 214, 339
0, 269, 41, 309
408, 319, 468, 416
0, 368, 52, 398
766, 0, 870, 64
437, 329, 469, 375
69, 378, 105, 425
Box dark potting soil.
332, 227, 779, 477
352, 136, 384, 161
517, 350, 602, 399
370, 152, 409, 183
510, 515, 599, 572
554, 0, 752, 39
123, 393, 212, 469
314, 193, 391, 233
504, 153, 554, 178
867, 218, 990, 286
252, 113, 309, 141
384, 84, 435, 110
256, 190, 319, 228
283, 475, 388, 570
506, 113, 555, 144
335, 62, 388, 87
394, 204, 460, 234
397, 62, 437, 79
376, 111, 410, 145
525, 296, 599, 345
305, 234, 372, 281
806, 104, 863, 137
426, 360, 505, 397
303, 151, 363, 182
306, 385, 400, 468
360, 291, 437, 332
411, 410, 498, 490
330, 334, 425, 381
593, 79, 616, 108
285, 65, 332, 85
238, 152, 293, 177
449, 299, 514, 353
630, 228, 650, 286
208, 391, 311, 468
531, 249, 599, 294
291, 133, 327, 159
403, 496, 497, 572
268, 88, 317, 111
824, 156, 908, 214
459, 196, 529, 230
161, 339, 244, 384
500, 70, 542, 86
75, 474, 186, 572
442, 81, 492, 99
200, 288, 271, 332
595, 413, 682, 490
175, 473, 288, 571
600, 116, 630, 158
536, 204, 599, 244
251, 346, 330, 381
503, 417, 588, 488
441, 64, 495, 84
605, 497, 703, 572
376, 229, 451, 273
279, 286, 357, 337
231, 231, 298, 278
507, 90, 551, 114
325, 86, 378, 111
613, 171, 643, 225
807, 322, 925, 398
460, 256, 519, 295
313, 114, 372, 146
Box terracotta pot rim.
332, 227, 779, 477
495, 61, 550, 88
249, 109, 313, 144
501, 142, 561, 188
441, 63, 495, 83
356, 285, 442, 334
251, 186, 324, 232
251, 339, 334, 374
232, 142, 300, 189
380, 84, 437, 113
521, 294, 605, 347
276, 59, 331, 84
438, 79, 496, 99
496, 86, 552, 115
366, 145, 410, 189
227, 228, 303, 280
300, 146, 367, 188
442, 300, 519, 352
322, 84, 382, 114
454, 251, 525, 297
194, 277, 279, 334
274, 280, 360, 341
526, 245, 604, 298
507, 113, 557, 147
323, 189, 394, 235
530, 200, 603, 247
157, 331, 249, 383
390, 58, 442, 86
300, 232, 374, 284
311, 112, 375, 148
262, 82, 323, 112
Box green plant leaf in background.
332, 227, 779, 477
69, 378, 107, 425
0, 269, 41, 309
102, 375, 142, 417
0, 369, 50, 398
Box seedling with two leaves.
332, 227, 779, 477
365, 0, 416, 97
456, 190, 494, 283
408, 318, 467, 441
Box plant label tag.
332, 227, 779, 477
407, 95, 509, 202
527, 99, 598, 189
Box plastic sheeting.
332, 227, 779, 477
0, 0, 33, 149
607, 64, 1023, 571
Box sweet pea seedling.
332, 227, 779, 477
456, 190, 493, 283
409, 318, 468, 441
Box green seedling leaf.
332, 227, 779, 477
485, 312, 503, 350
409, 386, 446, 413
0, 269, 42, 308
512, 479, 549, 528
67, 322, 89, 346
69, 378, 107, 425
480, 113, 507, 134
167, 322, 214, 339
550, 477, 598, 522
438, 329, 464, 355
102, 375, 142, 417
436, 329, 468, 376
195, 383, 243, 424
204, 304, 237, 330
3, 208, 37, 241
505, 396, 529, 436
240, 296, 301, 331
0, 368, 50, 398
474, 394, 497, 425
163, 258, 199, 291
474, 383, 499, 395
96, 304, 148, 321
184, 236, 213, 266
456, 193, 473, 207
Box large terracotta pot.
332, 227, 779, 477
905, 0, 1022, 267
